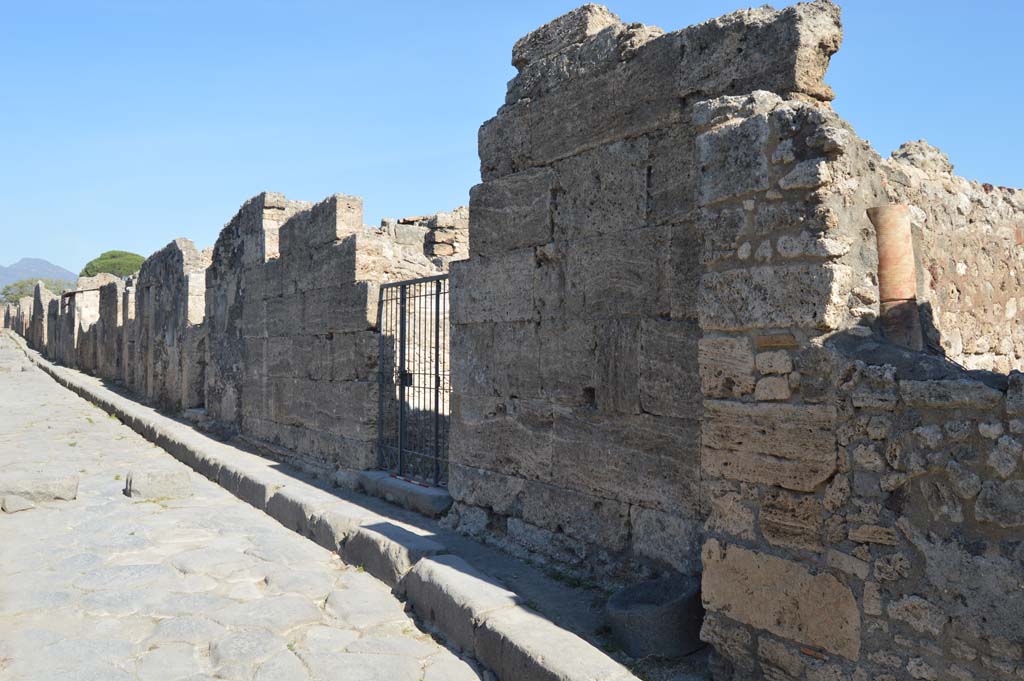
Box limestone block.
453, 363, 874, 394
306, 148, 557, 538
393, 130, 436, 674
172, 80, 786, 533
452, 322, 543, 400
399, 554, 519, 654
628, 506, 701, 574
594, 319, 641, 414
759, 491, 823, 551
474, 606, 636, 681
279, 194, 361, 253
754, 375, 791, 401
1, 495, 33, 513
562, 227, 668, 320
469, 170, 555, 257
976, 480, 1024, 528
447, 463, 527, 517
302, 283, 377, 335
511, 4, 621, 69
123, 470, 192, 500
638, 318, 701, 419
701, 263, 854, 331
755, 350, 793, 375
702, 400, 837, 492
899, 379, 1003, 410
450, 250, 536, 324
696, 114, 770, 206
605, 575, 704, 658
339, 522, 446, 587
701, 539, 860, 660
449, 394, 553, 482
648, 127, 698, 226
551, 410, 701, 513
0, 473, 79, 502
329, 331, 377, 382
519, 481, 630, 551
706, 491, 756, 541
698, 336, 756, 399
536, 319, 596, 405
551, 139, 648, 241
669, 220, 702, 320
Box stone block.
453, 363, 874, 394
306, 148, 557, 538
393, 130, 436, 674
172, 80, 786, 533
759, 491, 823, 551
450, 250, 537, 324
696, 113, 770, 205
551, 410, 701, 513
562, 227, 668, 320
668, 220, 702, 320
264, 484, 341, 536
648, 127, 698, 226
629, 506, 701, 574
399, 554, 519, 654
698, 335, 755, 399
519, 481, 631, 552
123, 470, 192, 501
0, 473, 79, 502
639, 318, 700, 418
1, 495, 33, 513
451, 322, 542, 400
329, 331, 377, 382
899, 379, 1003, 410
536, 319, 596, 406
551, 139, 648, 241
448, 463, 527, 517
700, 263, 854, 331
475, 606, 635, 681
450, 393, 553, 482
976, 480, 1024, 528
594, 319, 641, 414
469, 169, 555, 257
511, 4, 621, 69
339, 521, 446, 587
302, 283, 377, 335
308, 501, 380, 552
702, 400, 837, 492
701, 539, 860, 660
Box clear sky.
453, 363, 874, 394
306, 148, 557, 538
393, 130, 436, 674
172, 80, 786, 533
1, 0, 1021, 274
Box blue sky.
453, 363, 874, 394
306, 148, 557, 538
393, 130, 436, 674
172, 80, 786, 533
1, 0, 1021, 274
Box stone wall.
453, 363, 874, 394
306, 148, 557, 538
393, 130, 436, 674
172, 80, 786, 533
882, 143, 1024, 373
447, 1, 848, 586
29, 282, 58, 353
134, 239, 211, 412
208, 192, 461, 480
96, 279, 125, 382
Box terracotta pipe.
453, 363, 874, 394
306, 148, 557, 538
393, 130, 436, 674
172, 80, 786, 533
867, 204, 923, 351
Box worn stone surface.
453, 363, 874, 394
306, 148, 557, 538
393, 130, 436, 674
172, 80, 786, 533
701, 540, 860, 660
0, 335, 480, 680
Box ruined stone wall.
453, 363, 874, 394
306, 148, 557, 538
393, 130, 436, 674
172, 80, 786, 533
205, 192, 312, 428
29, 283, 57, 353
134, 239, 210, 412
14, 297, 32, 338
447, 1, 847, 585
96, 279, 125, 383
214, 193, 456, 479
686, 9, 1024, 681
880, 143, 1024, 373
121, 278, 137, 390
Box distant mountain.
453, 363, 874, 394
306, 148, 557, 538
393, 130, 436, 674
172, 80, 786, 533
0, 258, 78, 287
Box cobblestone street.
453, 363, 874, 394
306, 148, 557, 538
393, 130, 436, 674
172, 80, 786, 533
0, 335, 480, 681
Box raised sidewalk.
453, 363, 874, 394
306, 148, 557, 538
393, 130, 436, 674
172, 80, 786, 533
6, 329, 641, 681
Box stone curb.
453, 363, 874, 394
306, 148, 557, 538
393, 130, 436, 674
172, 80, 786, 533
8, 332, 638, 681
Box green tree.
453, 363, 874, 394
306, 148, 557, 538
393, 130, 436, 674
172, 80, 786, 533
79, 250, 145, 278
1, 278, 74, 304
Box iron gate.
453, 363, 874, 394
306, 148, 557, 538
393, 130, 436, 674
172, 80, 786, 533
376, 274, 450, 486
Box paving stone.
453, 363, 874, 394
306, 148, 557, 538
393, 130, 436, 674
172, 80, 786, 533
2, 494, 34, 513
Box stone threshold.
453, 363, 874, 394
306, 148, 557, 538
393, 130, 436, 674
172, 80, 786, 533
6, 330, 639, 681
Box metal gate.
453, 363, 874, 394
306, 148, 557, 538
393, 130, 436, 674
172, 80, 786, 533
376, 274, 450, 486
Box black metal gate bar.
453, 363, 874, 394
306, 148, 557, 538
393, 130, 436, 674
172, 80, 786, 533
376, 274, 450, 486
